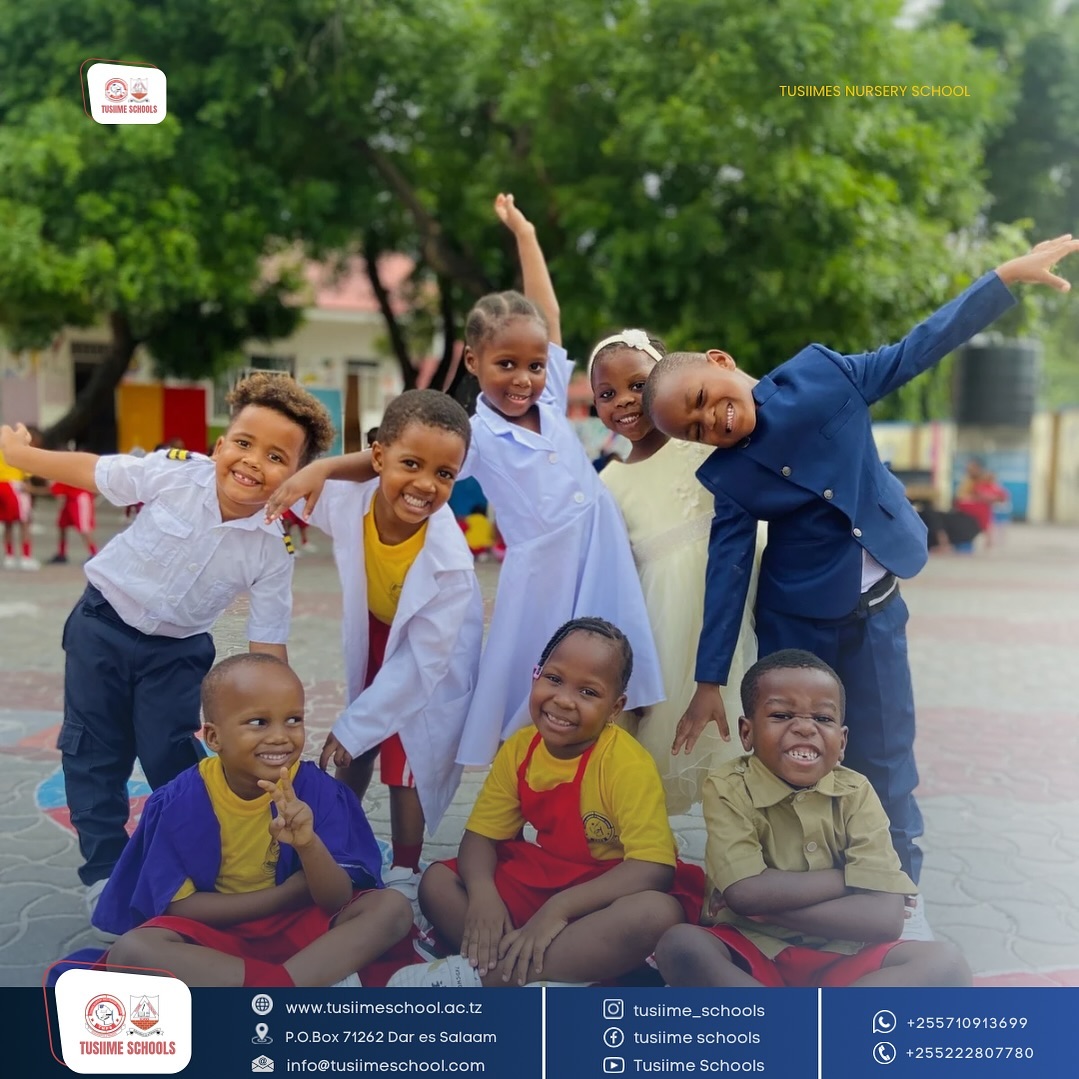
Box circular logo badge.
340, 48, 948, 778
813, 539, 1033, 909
104, 78, 128, 102
85, 994, 126, 1037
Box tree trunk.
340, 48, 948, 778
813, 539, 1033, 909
355, 137, 493, 299
363, 233, 416, 390
42, 312, 138, 450
429, 275, 460, 392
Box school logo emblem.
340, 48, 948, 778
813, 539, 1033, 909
104, 78, 128, 103
582, 811, 616, 844
130, 78, 149, 101
129, 995, 161, 1035
85, 993, 126, 1037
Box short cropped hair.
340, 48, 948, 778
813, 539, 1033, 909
537, 617, 634, 696
740, 649, 846, 718
641, 351, 710, 419
201, 653, 298, 724
376, 389, 471, 453
464, 290, 547, 351
226, 372, 335, 466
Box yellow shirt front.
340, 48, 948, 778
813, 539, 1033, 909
467, 724, 677, 865
364, 505, 427, 625
0, 451, 24, 483
172, 756, 301, 902
702, 754, 916, 956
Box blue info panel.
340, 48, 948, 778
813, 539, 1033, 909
11, 985, 1078, 1078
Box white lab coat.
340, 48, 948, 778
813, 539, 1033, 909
306, 480, 483, 832
455, 344, 665, 766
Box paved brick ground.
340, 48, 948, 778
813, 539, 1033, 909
2, 510, 1078, 986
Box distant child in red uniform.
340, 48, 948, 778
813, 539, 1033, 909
0, 429, 41, 571
389, 617, 704, 988
49, 481, 99, 563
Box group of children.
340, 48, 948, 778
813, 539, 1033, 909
4, 201, 1077, 990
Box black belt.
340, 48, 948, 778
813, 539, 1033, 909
858, 572, 899, 615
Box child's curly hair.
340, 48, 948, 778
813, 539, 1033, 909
226, 372, 335, 466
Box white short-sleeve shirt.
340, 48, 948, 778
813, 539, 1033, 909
88, 451, 294, 642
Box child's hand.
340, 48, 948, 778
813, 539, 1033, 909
672, 683, 730, 755
319, 733, 352, 771
493, 193, 534, 237
461, 893, 514, 976
706, 888, 728, 920
264, 463, 328, 524
259, 767, 316, 851
0, 423, 32, 466
995, 234, 1079, 291
496, 905, 569, 985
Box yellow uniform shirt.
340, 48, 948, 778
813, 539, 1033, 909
467, 724, 677, 865
364, 506, 427, 624
0, 452, 25, 483
172, 756, 301, 902
703, 754, 916, 956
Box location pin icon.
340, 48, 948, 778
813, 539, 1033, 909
256, 1023, 268, 1040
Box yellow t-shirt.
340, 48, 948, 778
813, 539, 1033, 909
702, 754, 916, 956
0, 451, 24, 483
466, 724, 677, 865
364, 505, 427, 625
171, 756, 301, 902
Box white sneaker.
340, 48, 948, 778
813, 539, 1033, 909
382, 866, 422, 920
900, 894, 934, 941
387, 955, 482, 989
85, 879, 118, 943
1, 555, 14, 569
331, 973, 362, 988
19, 556, 41, 571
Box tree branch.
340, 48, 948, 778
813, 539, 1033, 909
430, 275, 459, 392
363, 233, 416, 390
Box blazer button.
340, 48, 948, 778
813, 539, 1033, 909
781, 466, 791, 477
852, 527, 863, 538
823, 488, 834, 500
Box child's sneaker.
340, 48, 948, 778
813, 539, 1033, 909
900, 894, 934, 942
1, 555, 15, 570
19, 556, 40, 571
47, 554, 69, 564
382, 866, 422, 920
331, 973, 362, 988
85, 879, 118, 943
387, 956, 482, 989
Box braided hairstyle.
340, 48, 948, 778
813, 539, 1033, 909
536, 617, 634, 695
464, 290, 547, 352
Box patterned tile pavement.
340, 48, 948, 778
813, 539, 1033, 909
1, 509, 1078, 987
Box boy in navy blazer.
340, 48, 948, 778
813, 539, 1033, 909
644, 235, 1079, 929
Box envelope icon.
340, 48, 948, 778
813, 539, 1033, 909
252, 1056, 275, 1072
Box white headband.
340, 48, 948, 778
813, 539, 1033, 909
587, 329, 662, 380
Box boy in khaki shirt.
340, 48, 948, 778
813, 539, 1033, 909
656, 649, 970, 987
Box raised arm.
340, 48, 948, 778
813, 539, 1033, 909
0, 424, 98, 492
494, 193, 561, 346
264, 451, 376, 522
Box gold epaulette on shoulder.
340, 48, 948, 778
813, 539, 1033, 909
166, 449, 190, 461
283, 533, 296, 555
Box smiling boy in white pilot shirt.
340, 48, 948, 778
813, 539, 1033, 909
0, 373, 335, 927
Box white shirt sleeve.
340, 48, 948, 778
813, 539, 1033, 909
94, 450, 193, 508
245, 552, 295, 644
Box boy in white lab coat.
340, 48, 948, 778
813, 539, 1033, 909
296, 390, 483, 909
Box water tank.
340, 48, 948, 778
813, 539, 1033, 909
953, 340, 1041, 427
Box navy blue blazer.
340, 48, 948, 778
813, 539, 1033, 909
695, 271, 1016, 684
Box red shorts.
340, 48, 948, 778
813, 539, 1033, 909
282, 509, 307, 529
58, 492, 95, 532
439, 852, 704, 929
703, 924, 904, 987
365, 614, 414, 790
131, 889, 374, 964
0, 482, 30, 524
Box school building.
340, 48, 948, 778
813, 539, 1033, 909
0, 254, 416, 458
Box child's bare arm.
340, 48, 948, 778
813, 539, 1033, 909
166, 872, 310, 926
264, 452, 376, 523
261, 767, 353, 912
995, 234, 1079, 291
758, 890, 905, 943
0, 424, 99, 492
721, 867, 848, 916
458, 830, 514, 975
494, 193, 562, 346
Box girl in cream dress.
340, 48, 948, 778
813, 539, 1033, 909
591, 330, 764, 814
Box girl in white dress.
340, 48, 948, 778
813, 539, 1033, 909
590, 330, 763, 812
454, 198, 664, 766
